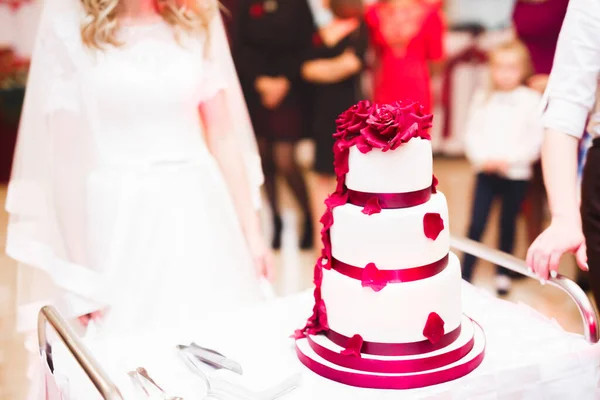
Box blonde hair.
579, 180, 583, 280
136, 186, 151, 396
487, 40, 534, 96
80, 0, 216, 49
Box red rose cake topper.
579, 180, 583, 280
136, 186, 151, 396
333, 100, 433, 154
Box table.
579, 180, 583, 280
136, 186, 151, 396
50, 282, 600, 400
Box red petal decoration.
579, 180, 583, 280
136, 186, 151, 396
362, 197, 382, 215
291, 329, 306, 339
432, 175, 439, 194
314, 261, 324, 287
302, 288, 329, 336
420, 130, 432, 140
422, 312, 445, 344
333, 144, 350, 177
355, 136, 372, 154
423, 213, 444, 240
361, 263, 388, 292
340, 334, 364, 358
321, 238, 332, 268
316, 298, 329, 331
335, 178, 346, 194
320, 209, 334, 231
325, 192, 349, 209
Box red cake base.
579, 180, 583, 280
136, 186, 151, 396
295, 315, 485, 390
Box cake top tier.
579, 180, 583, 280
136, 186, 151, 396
334, 101, 434, 194
334, 100, 432, 153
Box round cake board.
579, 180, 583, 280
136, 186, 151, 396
295, 316, 485, 390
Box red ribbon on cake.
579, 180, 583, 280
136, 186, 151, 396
325, 322, 461, 356
346, 186, 432, 209
307, 333, 474, 374
331, 254, 449, 286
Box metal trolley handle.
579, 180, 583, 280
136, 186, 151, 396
38, 237, 600, 399
451, 236, 599, 344
38, 306, 124, 399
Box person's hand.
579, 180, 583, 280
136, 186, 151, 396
495, 160, 509, 176
482, 160, 509, 175
527, 73, 549, 94
482, 160, 499, 173
255, 76, 290, 109
262, 76, 290, 109
338, 48, 361, 71
481, 160, 497, 173
526, 215, 588, 281
77, 310, 103, 327
247, 233, 275, 281
254, 76, 272, 94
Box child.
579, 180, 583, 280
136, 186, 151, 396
301, 0, 368, 251
462, 40, 543, 295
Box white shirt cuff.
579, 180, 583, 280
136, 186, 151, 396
542, 99, 588, 139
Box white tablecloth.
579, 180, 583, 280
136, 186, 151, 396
52, 283, 600, 399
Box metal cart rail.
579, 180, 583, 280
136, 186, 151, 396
38, 306, 124, 399
38, 236, 600, 399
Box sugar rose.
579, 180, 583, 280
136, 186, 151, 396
334, 100, 373, 140
360, 102, 432, 151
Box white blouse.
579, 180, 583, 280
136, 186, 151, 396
464, 87, 544, 181
542, 0, 600, 138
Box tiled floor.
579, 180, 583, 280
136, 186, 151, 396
0, 156, 594, 399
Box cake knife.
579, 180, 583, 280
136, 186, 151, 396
176, 343, 244, 376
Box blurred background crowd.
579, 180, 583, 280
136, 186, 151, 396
0, 0, 595, 398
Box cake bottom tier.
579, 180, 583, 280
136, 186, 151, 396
295, 315, 485, 390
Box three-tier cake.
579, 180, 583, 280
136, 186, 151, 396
294, 101, 485, 389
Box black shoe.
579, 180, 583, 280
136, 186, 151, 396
272, 215, 282, 250
300, 216, 314, 250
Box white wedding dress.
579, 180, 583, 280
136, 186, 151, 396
6, 1, 265, 336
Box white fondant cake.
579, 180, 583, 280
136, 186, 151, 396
295, 101, 484, 390
330, 193, 449, 269
321, 253, 462, 343
346, 138, 433, 193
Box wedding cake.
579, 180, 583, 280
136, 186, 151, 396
294, 101, 485, 389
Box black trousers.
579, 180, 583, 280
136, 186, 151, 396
580, 138, 600, 313
462, 173, 529, 282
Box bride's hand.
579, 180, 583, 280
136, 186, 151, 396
248, 234, 275, 281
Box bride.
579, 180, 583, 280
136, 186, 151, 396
6, 0, 273, 335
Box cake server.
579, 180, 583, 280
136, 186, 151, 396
176, 343, 244, 376
128, 368, 183, 400
178, 349, 300, 400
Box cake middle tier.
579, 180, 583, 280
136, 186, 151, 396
330, 192, 449, 269
321, 252, 463, 343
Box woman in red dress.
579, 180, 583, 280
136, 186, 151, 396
365, 0, 445, 113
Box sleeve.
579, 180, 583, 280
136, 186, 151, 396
463, 90, 489, 168
541, 0, 600, 139
506, 92, 544, 167
230, 0, 270, 83
425, 9, 446, 62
